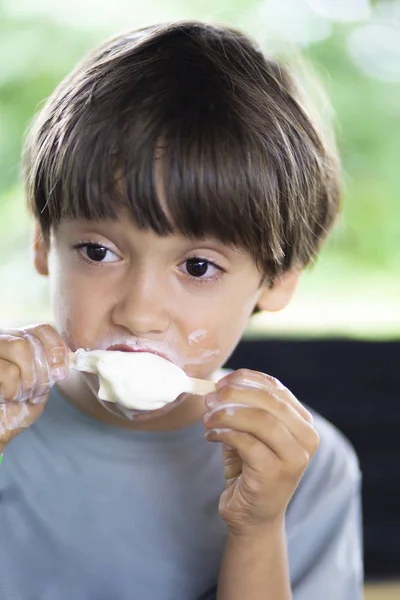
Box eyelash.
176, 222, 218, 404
186, 254, 225, 286
70, 242, 226, 285
70, 241, 116, 270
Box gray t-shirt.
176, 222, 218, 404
0, 385, 363, 600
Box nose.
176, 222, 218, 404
111, 274, 171, 336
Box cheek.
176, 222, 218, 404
48, 258, 69, 328
50, 280, 86, 348
182, 290, 258, 375
48, 259, 104, 350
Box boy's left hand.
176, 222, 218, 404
203, 369, 319, 536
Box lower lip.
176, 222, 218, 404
106, 345, 172, 363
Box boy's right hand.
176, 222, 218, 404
0, 324, 69, 452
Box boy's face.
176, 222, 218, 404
34, 212, 299, 381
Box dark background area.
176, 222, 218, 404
226, 338, 399, 580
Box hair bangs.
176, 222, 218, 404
158, 119, 284, 266
30, 60, 286, 273
119, 104, 286, 272
29, 107, 176, 235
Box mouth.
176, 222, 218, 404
106, 344, 174, 364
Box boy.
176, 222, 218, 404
0, 21, 362, 600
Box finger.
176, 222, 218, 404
207, 384, 318, 453
204, 403, 317, 462
0, 337, 42, 401
0, 345, 50, 405
6, 325, 68, 399
21, 324, 69, 381
0, 357, 25, 402
0, 331, 51, 401
0, 326, 68, 403
204, 427, 274, 477
216, 368, 313, 423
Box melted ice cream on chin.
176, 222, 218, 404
103, 392, 190, 422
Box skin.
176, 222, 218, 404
0, 213, 319, 599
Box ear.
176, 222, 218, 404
257, 270, 301, 312
32, 222, 49, 276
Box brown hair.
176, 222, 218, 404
23, 21, 341, 279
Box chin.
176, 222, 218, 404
99, 393, 188, 422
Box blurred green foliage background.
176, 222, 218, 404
0, 0, 399, 337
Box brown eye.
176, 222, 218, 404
85, 244, 108, 262
185, 258, 210, 277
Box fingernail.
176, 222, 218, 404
216, 379, 229, 391
205, 393, 219, 409
51, 367, 68, 382
49, 348, 66, 367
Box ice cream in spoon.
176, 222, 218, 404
70, 349, 216, 410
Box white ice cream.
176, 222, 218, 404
72, 349, 193, 410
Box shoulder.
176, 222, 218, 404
287, 410, 363, 596
288, 408, 361, 522
307, 409, 361, 492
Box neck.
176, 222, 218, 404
56, 370, 208, 431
